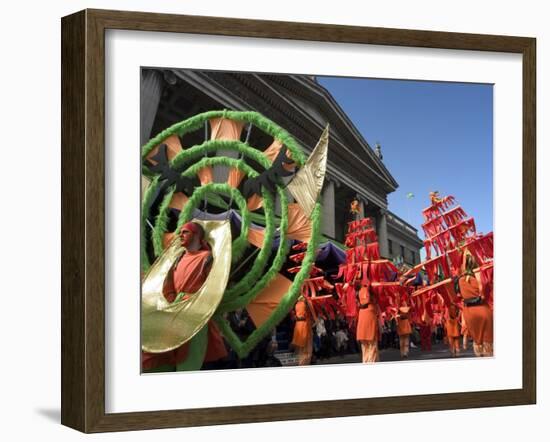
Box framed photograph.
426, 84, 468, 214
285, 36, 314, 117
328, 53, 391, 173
61, 9, 536, 433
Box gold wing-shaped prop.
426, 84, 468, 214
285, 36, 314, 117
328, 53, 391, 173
286, 124, 329, 218
141, 220, 232, 353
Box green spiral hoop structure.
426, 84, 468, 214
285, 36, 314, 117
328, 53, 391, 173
141, 110, 322, 361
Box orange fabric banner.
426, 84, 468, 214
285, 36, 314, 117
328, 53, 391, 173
247, 194, 263, 211
228, 169, 245, 188
263, 139, 284, 161
263, 139, 295, 172
245, 138, 297, 211
247, 273, 293, 328
246, 203, 312, 247
146, 134, 183, 164
168, 192, 189, 211
247, 226, 265, 248
209, 118, 244, 140
209, 118, 245, 187
197, 167, 214, 185
146, 134, 213, 185
287, 203, 312, 242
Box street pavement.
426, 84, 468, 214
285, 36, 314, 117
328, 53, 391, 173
311, 342, 476, 365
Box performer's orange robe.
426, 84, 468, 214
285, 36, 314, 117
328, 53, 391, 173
356, 286, 379, 363
396, 306, 412, 357
356, 287, 379, 341
445, 317, 461, 338
291, 300, 311, 347
169, 249, 213, 298
142, 249, 228, 370
291, 299, 313, 365
445, 312, 461, 355
397, 308, 412, 336
458, 275, 493, 348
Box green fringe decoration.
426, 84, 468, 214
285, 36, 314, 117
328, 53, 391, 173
219, 188, 289, 309
205, 193, 229, 209
181, 156, 258, 179
141, 166, 156, 181
152, 186, 176, 257
176, 183, 252, 264
142, 138, 286, 269
248, 211, 267, 226
171, 139, 271, 171
249, 210, 281, 227
220, 187, 279, 301
142, 110, 306, 169
141, 176, 160, 271
140, 110, 323, 361
215, 202, 322, 358
151, 158, 259, 258
175, 326, 208, 371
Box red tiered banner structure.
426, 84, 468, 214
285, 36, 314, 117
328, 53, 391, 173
289, 243, 342, 321
334, 217, 408, 331
334, 212, 424, 363
409, 192, 494, 331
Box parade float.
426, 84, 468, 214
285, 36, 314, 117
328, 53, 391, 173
330, 191, 494, 362
140, 110, 329, 371
140, 107, 494, 369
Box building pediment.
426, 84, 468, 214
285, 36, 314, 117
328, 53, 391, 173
263, 75, 398, 190
170, 70, 397, 208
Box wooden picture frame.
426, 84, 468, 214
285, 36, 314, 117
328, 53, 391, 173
61, 8, 536, 433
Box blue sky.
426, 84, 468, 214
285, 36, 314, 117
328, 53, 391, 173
317, 76, 493, 243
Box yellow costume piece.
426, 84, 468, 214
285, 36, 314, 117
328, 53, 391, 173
141, 220, 232, 353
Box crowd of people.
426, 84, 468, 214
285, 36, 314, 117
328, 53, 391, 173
288, 304, 476, 365
197, 300, 477, 370
217, 281, 490, 367
142, 215, 492, 372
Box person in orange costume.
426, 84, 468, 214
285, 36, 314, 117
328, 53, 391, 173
356, 285, 380, 363
429, 190, 442, 205
443, 304, 461, 357
419, 312, 433, 352
396, 302, 412, 359
291, 296, 314, 365
350, 199, 361, 215
142, 222, 228, 372
461, 314, 470, 350
456, 254, 493, 357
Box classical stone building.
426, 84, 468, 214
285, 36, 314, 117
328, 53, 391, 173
141, 68, 422, 265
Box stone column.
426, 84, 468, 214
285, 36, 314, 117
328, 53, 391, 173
377, 208, 389, 258
140, 69, 164, 146
321, 179, 336, 238
357, 197, 365, 218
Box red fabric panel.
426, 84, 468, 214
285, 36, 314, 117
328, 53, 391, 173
447, 248, 464, 276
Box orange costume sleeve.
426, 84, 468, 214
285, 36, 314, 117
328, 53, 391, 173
458, 275, 481, 300
356, 286, 379, 342
397, 307, 412, 336
162, 249, 212, 303
291, 300, 312, 348
445, 318, 461, 338
172, 249, 212, 294
458, 276, 493, 346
